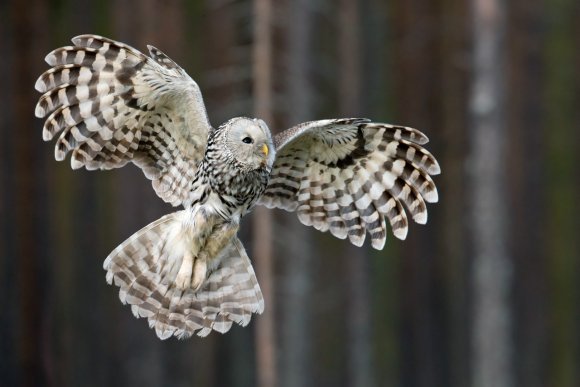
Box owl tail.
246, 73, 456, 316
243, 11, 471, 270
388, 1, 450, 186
103, 210, 264, 340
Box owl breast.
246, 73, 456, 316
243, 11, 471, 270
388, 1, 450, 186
212, 167, 270, 220
188, 155, 270, 221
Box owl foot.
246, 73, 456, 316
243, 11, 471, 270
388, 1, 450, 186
191, 253, 208, 291
175, 251, 208, 291
175, 251, 194, 290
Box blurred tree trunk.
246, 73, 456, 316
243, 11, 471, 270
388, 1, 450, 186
469, 1, 513, 387
202, 0, 237, 124
338, 1, 375, 387
360, 2, 399, 385
64, 3, 117, 386
0, 2, 15, 382
390, 1, 446, 385
506, 1, 549, 387
252, 0, 277, 386
277, 1, 314, 387
544, 1, 580, 386
438, 0, 471, 386
10, 0, 50, 386
45, 72, 77, 387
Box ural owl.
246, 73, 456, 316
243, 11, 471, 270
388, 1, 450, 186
35, 35, 440, 339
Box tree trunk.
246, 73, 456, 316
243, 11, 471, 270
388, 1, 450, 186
506, 1, 549, 386
544, 1, 580, 386
438, 0, 471, 386
469, 0, 513, 386
390, 1, 445, 385
277, 2, 314, 387
10, 0, 49, 386
253, 0, 277, 386
0, 3, 15, 383
338, 1, 375, 387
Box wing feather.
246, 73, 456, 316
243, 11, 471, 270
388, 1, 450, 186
259, 118, 440, 249
35, 35, 212, 206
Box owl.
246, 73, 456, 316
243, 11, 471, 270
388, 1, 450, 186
35, 35, 440, 339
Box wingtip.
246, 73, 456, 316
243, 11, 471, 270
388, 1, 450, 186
71, 34, 101, 46
44, 51, 57, 66
371, 237, 386, 250
393, 226, 408, 241
417, 132, 430, 145
70, 156, 84, 170
413, 211, 428, 225
424, 187, 439, 203
35, 75, 47, 93
429, 162, 442, 175
54, 146, 66, 162
71, 34, 90, 45
34, 103, 46, 118
348, 233, 366, 247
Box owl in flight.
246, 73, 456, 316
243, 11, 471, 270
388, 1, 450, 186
35, 35, 440, 339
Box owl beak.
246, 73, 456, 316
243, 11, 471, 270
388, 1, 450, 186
261, 144, 269, 158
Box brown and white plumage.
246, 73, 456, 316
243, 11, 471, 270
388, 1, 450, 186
260, 118, 440, 249
35, 34, 210, 206
103, 211, 263, 339
35, 35, 440, 340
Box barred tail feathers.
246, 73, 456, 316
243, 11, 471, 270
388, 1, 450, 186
103, 210, 264, 339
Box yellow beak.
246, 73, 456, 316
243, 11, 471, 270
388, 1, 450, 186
262, 144, 269, 157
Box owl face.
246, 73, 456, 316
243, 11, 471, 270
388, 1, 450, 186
224, 117, 275, 170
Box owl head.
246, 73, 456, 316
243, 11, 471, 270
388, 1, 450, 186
221, 117, 275, 171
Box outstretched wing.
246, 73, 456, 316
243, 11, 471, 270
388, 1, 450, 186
35, 35, 212, 206
258, 118, 440, 249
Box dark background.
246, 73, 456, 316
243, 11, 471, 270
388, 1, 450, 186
1, 0, 579, 386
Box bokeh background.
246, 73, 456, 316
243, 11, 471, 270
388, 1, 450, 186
1, 0, 579, 386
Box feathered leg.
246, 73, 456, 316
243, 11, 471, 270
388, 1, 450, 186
104, 210, 263, 339
192, 220, 239, 290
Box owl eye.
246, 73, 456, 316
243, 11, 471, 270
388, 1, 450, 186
242, 137, 253, 144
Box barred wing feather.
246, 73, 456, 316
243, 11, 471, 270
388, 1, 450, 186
35, 34, 211, 206
259, 118, 440, 249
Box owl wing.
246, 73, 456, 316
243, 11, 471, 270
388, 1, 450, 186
35, 35, 211, 206
258, 118, 441, 249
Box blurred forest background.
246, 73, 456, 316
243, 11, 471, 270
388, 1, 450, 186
1, 0, 579, 386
